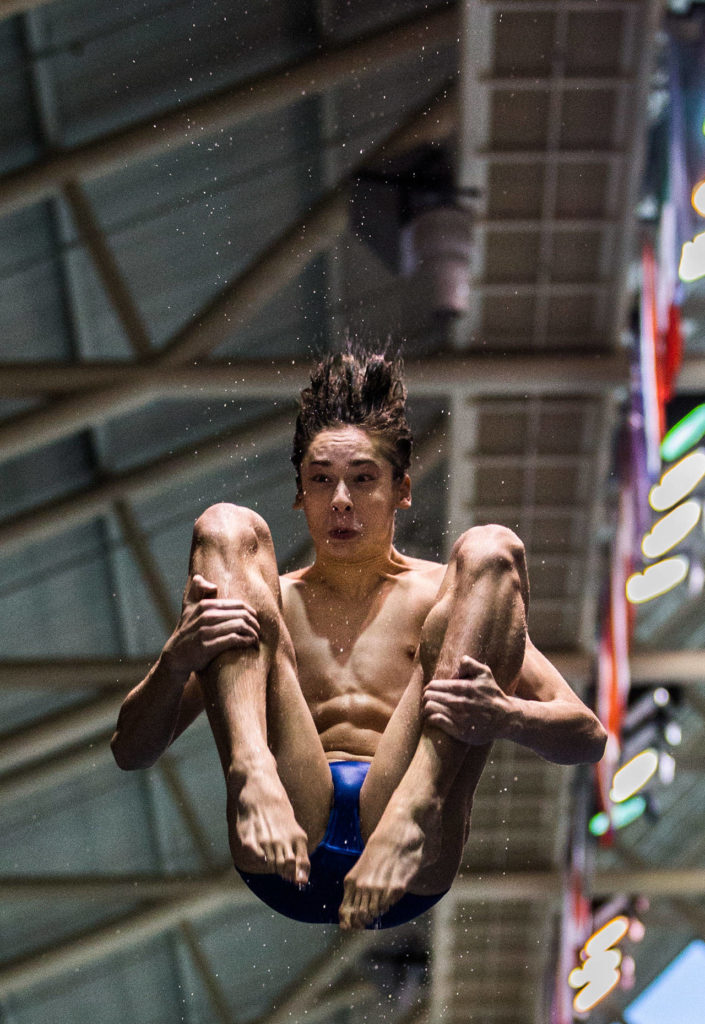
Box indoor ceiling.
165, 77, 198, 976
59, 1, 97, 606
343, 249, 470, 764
0, 2, 703, 1024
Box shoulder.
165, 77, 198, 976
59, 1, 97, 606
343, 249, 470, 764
395, 553, 446, 583
280, 566, 311, 589
279, 567, 312, 610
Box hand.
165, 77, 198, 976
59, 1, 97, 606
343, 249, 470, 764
421, 655, 514, 745
162, 574, 260, 677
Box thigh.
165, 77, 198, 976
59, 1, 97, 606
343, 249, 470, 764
358, 659, 425, 840
266, 639, 334, 849
192, 503, 333, 847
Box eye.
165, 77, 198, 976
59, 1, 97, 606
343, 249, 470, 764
355, 473, 374, 483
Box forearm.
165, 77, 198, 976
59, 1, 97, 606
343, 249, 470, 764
110, 653, 190, 770
500, 695, 607, 765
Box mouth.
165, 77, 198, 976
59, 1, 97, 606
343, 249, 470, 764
328, 527, 359, 541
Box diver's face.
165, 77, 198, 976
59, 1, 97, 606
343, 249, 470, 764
296, 426, 410, 560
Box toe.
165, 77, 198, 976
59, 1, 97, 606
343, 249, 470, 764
367, 887, 383, 923
278, 845, 297, 883
350, 888, 370, 931
294, 839, 310, 886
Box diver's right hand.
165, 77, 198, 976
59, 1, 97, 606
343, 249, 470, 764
161, 573, 260, 677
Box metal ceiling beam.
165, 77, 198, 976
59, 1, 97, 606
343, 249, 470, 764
113, 499, 179, 631
3, 642, 699, 795
455, 866, 705, 900
0, 409, 295, 556
0, 734, 115, 805
578, 391, 621, 649
606, 0, 662, 345
0, 6, 458, 218
0, 351, 633, 401
481, 0, 642, 9
480, 148, 625, 165
534, 5, 568, 349
478, 281, 608, 298
629, 649, 705, 686
0, 0, 53, 19
179, 920, 234, 1024
0, 426, 449, 780
0, 872, 235, 902
1, 865, 704, 998
0, 372, 448, 562
0, 872, 253, 999
479, 217, 618, 231
62, 183, 153, 358
255, 933, 376, 1024
482, 74, 634, 91
0, 192, 345, 464
0, 81, 455, 465
0, 694, 122, 775
0, 657, 153, 689
2, 648, 701, 697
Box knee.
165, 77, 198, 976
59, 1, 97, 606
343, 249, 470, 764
193, 503, 270, 554
451, 524, 526, 581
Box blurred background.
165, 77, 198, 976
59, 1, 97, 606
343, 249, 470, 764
0, 1, 704, 1022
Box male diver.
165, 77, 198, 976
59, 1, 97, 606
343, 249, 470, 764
112, 347, 606, 930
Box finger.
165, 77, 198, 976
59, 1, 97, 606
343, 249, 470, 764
202, 619, 260, 642
199, 604, 260, 627
185, 574, 218, 602
423, 685, 465, 704
228, 601, 258, 620
425, 676, 477, 695
422, 698, 455, 717
458, 655, 487, 676
203, 635, 259, 660
197, 609, 260, 636
422, 705, 455, 724
202, 614, 261, 639
423, 712, 462, 739
235, 613, 261, 634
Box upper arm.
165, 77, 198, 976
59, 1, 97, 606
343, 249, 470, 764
170, 673, 206, 745
515, 636, 587, 707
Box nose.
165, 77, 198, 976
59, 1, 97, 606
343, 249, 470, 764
331, 481, 352, 513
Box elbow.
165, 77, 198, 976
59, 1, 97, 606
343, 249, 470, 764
110, 731, 155, 772
591, 719, 609, 764
580, 717, 608, 765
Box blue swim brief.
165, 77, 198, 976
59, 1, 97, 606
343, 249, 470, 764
237, 760, 447, 928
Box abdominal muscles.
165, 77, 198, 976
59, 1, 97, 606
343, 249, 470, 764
312, 692, 393, 759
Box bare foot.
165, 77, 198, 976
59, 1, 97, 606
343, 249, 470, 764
338, 796, 442, 930
226, 758, 310, 886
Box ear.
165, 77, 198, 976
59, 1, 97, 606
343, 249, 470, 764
396, 473, 412, 509
293, 488, 304, 510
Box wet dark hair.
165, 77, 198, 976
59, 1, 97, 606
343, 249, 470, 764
292, 343, 413, 491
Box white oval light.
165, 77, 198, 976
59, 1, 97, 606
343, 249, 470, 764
610, 749, 659, 802
649, 451, 705, 511
569, 917, 630, 1013
665, 721, 682, 746
693, 180, 705, 216
641, 501, 701, 558
625, 557, 689, 604
585, 916, 630, 956
679, 232, 705, 282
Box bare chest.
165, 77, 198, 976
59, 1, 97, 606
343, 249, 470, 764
282, 576, 435, 711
